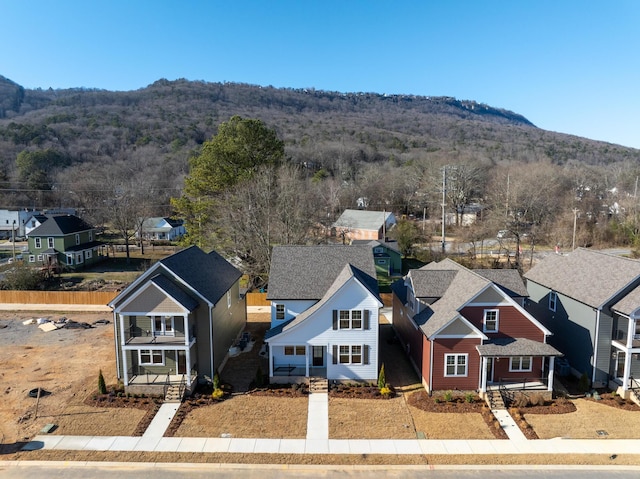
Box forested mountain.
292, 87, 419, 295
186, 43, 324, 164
1, 74, 639, 256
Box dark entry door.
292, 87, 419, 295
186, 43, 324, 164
177, 350, 187, 375
312, 346, 324, 367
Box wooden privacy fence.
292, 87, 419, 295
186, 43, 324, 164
0, 290, 118, 306
0, 291, 394, 307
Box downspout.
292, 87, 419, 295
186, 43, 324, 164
429, 338, 434, 394
592, 308, 601, 386
112, 307, 120, 381
210, 304, 215, 379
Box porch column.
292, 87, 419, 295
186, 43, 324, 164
184, 313, 190, 346
547, 356, 555, 392
186, 347, 192, 386
479, 356, 487, 393
119, 313, 129, 386
623, 350, 632, 392
627, 317, 635, 349
305, 345, 310, 377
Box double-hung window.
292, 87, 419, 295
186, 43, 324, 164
509, 356, 532, 372
548, 292, 557, 312
35, 237, 41, 248
140, 349, 163, 365
275, 304, 285, 320
48, 237, 54, 248
445, 354, 468, 377
338, 310, 363, 329
483, 309, 499, 333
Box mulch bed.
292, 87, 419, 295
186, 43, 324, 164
250, 383, 308, 397
585, 392, 640, 411
329, 383, 395, 399
83, 386, 162, 435
407, 390, 508, 439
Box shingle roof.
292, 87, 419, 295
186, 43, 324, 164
476, 337, 562, 357
475, 269, 529, 297
351, 239, 401, 253
150, 274, 199, 311
524, 248, 640, 309
612, 285, 640, 316
267, 245, 377, 300
267, 264, 380, 340
159, 246, 242, 305
332, 209, 394, 231
29, 215, 94, 236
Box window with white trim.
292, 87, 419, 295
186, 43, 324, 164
339, 345, 363, 364
35, 237, 41, 248
509, 356, 532, 372
66, 254, 73, 265
284, 345, 305, 356
339, 310, 362, 329
29, 255, 35, 262
85, 249, 92, 259
275, 304, 285, 320
48, 237, 54, 248
548, 292, 557, 312
374, 246, 384, 253
139, 349, 164, 365
152, 315, 174, 336
445, 354, 468, 376
37, 254, 43, 261
483, 309, 499, 332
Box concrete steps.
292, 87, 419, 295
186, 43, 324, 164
309, 377, 328, 394
164, 384, 183, 403
487, 390, 506, 410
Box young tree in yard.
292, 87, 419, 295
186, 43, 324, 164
172, 116, 285, 248
391, 219, 421, 257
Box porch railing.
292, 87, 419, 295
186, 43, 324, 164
496, 376, 549, 390
273, 364, 305, 376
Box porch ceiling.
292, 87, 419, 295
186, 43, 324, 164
476, 337, 563, 357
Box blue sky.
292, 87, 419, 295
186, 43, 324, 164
2, 1, 639, 149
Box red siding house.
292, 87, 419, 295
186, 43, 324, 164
391, 259, 561, 398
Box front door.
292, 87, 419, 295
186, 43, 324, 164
616, 351, 626, 378
486, 358, 494, 383
177, 350, 187, 375
312, 346, 324, 367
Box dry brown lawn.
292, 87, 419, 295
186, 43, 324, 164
175, 395, 308, 438
47, 405, 147, 436
329, 396, 417, 439
409, 405, 495, 440
525, 398, 640, 439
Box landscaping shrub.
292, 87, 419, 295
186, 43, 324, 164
443, 390, 453, 402
97, 369, 107, 395
378, 363, 386, 389
464, 392, 475, 403
578, 373, 590, 393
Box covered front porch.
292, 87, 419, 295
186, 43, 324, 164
476, 337, 563, 395
268, 343, 328, 383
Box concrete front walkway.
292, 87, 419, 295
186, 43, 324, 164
306, 393, 329, 440
143, 403, 180, 438
22, 435, 640, 456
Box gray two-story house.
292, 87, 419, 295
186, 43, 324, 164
525, 248, 640, 396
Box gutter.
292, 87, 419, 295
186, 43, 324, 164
592, 308, 601, 386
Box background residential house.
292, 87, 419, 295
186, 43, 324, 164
392, 259, 560, 398
332, 209, 396, 242
525, 248, 640, 394
26, 214, 104, 270
139, 217, 186, 241
109, 246, 246, 397
265, 245, 383, 383
351, 239, 402, 277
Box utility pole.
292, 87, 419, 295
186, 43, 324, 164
572, 208, 578, 251
441, 167, 446, 254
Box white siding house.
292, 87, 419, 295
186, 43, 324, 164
265, 245, 382, 383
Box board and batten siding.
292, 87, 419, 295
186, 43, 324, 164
269, 278, 380, 381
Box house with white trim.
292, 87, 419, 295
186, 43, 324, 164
392, 259, 561, 398
265, 245, 383, 383
108, 246, 246, 396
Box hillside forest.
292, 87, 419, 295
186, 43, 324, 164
1, 75, 640, 286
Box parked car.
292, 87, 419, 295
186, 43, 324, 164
496, 230, 510, 239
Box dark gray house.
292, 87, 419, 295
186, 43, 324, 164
109, 246, 246, 397
525, 248, 640, 395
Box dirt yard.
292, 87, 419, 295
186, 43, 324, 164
0, 311, 116, 446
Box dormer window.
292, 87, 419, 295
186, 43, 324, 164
549, 292, 557, 312
483, 309, 499, 333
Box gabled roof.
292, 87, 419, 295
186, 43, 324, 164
265, 263, 382, 340
141, 217, 184, 231
395, 258, 532, 338
612, 285, 640, 317
332, 209, 394, 231
267, 245, 377, 300
110, 246, 242, 309
158, 246, 242, 306
475, 269, 529, 297
524, 248, 640, 309
351, 239, 401, 254
28, 215, 94, 236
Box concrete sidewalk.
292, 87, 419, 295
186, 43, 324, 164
22, 434, 640, 456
